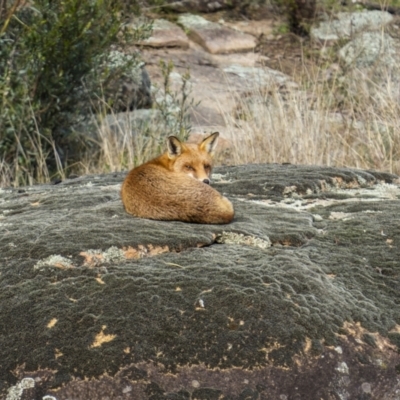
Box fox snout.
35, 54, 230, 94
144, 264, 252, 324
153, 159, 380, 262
191, 175, 211, 184
192, 173, 211, 184
185, 170, 211, 184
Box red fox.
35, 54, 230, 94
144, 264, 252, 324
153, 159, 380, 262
121, 132, 234, 224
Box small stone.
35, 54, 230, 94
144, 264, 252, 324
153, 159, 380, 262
313, 214, 323, 222
122, 385, 132, 393
361, 382, 372, 393
334, 346, 343, 354
336, 362, 349, 374
20, 378, 35, 389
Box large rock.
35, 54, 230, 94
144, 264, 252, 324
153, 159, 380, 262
1, 164, 400, 399
311, 10, 393, 41
177, 14, 257, 54
224, 19, 275, 38
135, 19, 189, 49
339, 31, 399, 69
222, 64, 292, 87
337, 29, 400, 103
141, 43, 293, 139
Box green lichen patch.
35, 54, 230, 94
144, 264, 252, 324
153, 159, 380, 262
5, 377, 35, 400
215, 232, 271, 249
79, 246, 127, 267
34, 255, 75, 270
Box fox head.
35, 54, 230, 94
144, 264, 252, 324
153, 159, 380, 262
166, 132, 219, 184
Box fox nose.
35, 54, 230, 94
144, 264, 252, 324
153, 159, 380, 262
203, 179, 210, 185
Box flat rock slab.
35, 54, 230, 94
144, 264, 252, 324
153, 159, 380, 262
224, 20, 275, 38
222, 64, 291, 88
1, 164, 400, 399
178, 14, 257, 54
136, 19, 189, 49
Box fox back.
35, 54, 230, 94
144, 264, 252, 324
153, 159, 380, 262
121, 132, 234, 224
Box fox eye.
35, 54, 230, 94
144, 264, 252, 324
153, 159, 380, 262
185, 165, 195, 171
204, 164, 211, 170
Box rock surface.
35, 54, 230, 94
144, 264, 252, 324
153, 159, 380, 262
140, 42, 292, 140
136, 19, 189, 49
177, 14, 257, 54
125, 9, 400, 152
1, 164, 400, 399
164, 0, 235, 13
339, 31, 398, 68
311, 10, 393, 41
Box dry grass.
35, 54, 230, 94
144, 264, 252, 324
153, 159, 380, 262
0, 130, 66, 187
0, 62, 192, 187
1, 49, 400, 187
93, 111, 167, 174
90, 57, 400, 176
218, 62, 400, 175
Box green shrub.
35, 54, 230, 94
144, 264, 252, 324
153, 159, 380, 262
0, 0, 150, 186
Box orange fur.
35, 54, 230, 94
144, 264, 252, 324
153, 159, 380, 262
121, 132, 234, 224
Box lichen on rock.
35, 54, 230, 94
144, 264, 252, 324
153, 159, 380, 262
0, 164, 399, 399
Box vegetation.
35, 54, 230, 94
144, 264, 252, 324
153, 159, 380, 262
218, 40, 400, 175
94, 60, 193, 174
1, 0, 399, 187
0, 0, 150, 186
220, 81, 400, 175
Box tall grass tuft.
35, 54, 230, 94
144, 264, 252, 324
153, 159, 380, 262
221, 60, 400, 174
90, 61, 193, 175
0, 0, 150, 186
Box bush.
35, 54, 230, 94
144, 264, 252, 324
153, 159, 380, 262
0, 0, 150, 186
94, 60, 194, 175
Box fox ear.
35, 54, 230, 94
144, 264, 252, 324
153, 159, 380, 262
167, 136, 183, 159
200, 132, 219, 155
